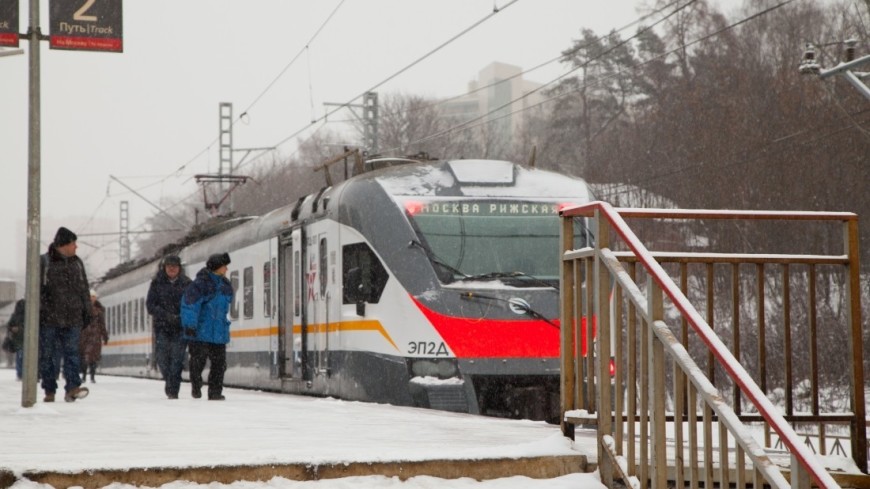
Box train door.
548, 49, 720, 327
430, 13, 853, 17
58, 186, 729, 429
278, 229, 304, 379
304, 219, 340, 380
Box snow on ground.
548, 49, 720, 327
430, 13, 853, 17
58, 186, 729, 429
0, 368, 603, 489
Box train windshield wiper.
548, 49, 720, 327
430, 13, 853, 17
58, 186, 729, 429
457, 271, 557, 290
459, 291, 559, 328
408, 240, 469, 282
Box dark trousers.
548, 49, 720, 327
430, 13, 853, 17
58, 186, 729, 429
39, 325, 82, 394
188, 341, 226, 398
156, 330, 187, 397
15, 350, 23, 380
80, 362, 97, 381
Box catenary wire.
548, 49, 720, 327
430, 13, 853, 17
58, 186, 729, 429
238, 0, 523, 170
402, 0, 795, 151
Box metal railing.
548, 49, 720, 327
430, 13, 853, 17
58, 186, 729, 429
559, 202, 864, 489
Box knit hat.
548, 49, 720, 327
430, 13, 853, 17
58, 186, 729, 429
89, 289, 98, 298
206, 252, 231, 271
53, 227, 77, 247
163, 255, 182, 266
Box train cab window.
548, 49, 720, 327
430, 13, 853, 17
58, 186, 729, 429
263, 261, 271, 318
342, 243, 388, 304
243, 266, 254, 319
230, 271, 239, 320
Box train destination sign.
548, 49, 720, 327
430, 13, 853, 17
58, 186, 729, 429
49, 0, 122, 52
405, 200, 567, 217
0, 0, 18, 48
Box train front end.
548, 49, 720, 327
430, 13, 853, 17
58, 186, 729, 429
349, 159, 593, 422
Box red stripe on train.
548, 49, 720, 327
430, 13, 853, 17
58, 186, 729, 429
411, 296, 593, 358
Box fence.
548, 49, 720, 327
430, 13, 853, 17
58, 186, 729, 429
559, 203, 864, 489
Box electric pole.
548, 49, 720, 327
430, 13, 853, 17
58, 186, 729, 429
800, 40, 870, 101
119, 201, 130, 263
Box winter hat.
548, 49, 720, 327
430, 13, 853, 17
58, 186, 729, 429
53, 227, 77, 247
89, 289, 98, 298
163, 255, 182, 267
206, 252, 231, 271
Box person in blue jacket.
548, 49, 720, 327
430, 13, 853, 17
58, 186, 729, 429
181, 252, 234, 401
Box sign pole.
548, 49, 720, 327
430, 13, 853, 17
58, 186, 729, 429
21, 0, 41, 408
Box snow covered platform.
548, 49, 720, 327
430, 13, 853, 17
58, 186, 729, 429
0, 369, 592, 488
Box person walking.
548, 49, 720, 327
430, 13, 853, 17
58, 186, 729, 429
181, 252, 233, 401
3, 299, 25, 380
80, 290, 109, 383
146, 255, 192, 399
39, 226, 92, 403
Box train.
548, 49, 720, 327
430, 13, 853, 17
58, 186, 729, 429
97, 158, 595, 421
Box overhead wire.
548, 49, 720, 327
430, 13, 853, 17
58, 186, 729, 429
402, 0, 795, 151
127, 0, 348, 196
237, 0, 523, 171
401, 0, 687, 118
392, 0, 700, 150
95, 2, 349, 262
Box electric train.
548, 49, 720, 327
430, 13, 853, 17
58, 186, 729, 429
97, 158, 595, 421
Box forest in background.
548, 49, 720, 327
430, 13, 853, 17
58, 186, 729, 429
132, 0, 870, 391
139, 0, 870, 261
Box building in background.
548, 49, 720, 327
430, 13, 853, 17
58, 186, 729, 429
441, 62, 545, 150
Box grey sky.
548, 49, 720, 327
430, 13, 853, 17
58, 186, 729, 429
0, 0, 743, 284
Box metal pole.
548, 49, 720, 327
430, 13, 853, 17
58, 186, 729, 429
22, 0, 42, 408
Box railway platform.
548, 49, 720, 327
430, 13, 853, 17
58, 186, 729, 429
0, 369, 594, 488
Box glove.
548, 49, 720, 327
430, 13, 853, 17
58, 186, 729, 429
184, 327, 197, 338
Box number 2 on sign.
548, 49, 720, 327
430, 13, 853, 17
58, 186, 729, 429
74, 0, 97, 22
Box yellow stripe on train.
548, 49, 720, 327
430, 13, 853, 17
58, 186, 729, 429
105, 320, 397, 351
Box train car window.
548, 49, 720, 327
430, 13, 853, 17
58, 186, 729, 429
133, 300, 139, 332
263, 261, 271, 318
122, 302, 127, 334
230, 271, 239, 320
243, 266, 254, 319
342, 243, 388, 304
140, 298, 146, 332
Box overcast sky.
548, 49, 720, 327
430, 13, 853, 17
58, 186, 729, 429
0, 0, 745, 286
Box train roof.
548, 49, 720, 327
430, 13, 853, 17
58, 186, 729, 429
96, 159, 593, 295
364, 159, 594, 199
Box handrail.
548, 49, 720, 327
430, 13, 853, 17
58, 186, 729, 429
561, 201, 841, 489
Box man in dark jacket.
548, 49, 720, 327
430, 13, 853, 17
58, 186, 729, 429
181, 252, 233, 401
39, 226, 91, 403
146, 255, 192, 399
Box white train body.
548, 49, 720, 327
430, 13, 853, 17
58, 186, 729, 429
97, 159, 594, 420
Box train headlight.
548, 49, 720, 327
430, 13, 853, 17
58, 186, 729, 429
409, 358, 459, 379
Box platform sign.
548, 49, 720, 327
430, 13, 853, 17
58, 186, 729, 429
49, 0, 122, 53
0, 0, 18, 48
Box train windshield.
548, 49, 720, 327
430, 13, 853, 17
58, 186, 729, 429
403, 199, 590, 284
